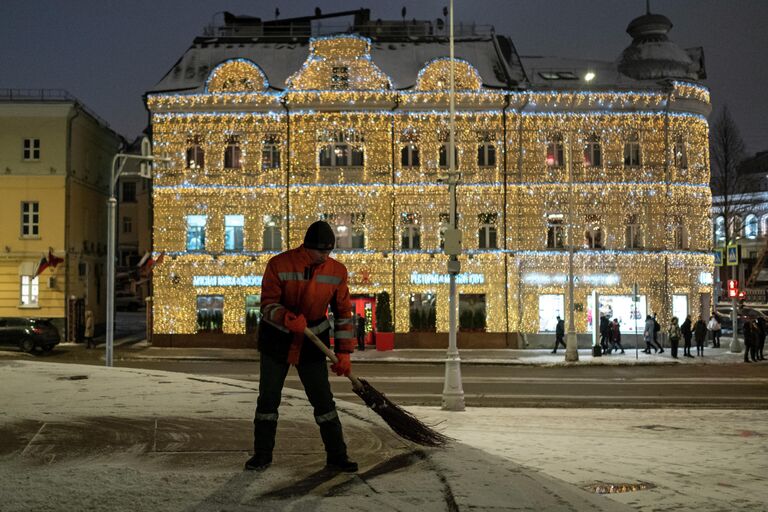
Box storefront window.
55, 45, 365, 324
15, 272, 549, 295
588, 295, 647, 334
672, 294, 688, 323
409, 293, 436, 332
245, 295, 261, 335
459, 294, 486, 331
197, 295, 223, 333
539, 294, 564, 332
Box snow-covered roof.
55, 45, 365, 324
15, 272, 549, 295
148, 36, 527, 94
521, 56, 652, 89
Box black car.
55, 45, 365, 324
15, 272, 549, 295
0, 318, 60, 353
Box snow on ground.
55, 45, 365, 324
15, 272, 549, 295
410, 407, 768, 512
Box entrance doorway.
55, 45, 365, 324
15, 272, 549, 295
350, 295, 376, 346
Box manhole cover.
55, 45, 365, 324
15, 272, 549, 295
57, 375, 89, 381
634, 424, 683, 431
584, 481, 656, 494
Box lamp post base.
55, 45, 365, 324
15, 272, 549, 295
565, 332, 579, 362
442, 357, 465, 411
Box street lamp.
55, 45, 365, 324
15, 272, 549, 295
564, 134, 579, 362
442, 0, 465, 411
106, 137, 170, 367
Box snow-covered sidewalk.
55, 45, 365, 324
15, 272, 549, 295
1, 361, 764, 511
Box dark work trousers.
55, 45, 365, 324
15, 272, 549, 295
552, 334, 566, 352
671, 338, 679, 358
253, 352, 347, 460
651, 334, 663, 351
683, 335, 693, 356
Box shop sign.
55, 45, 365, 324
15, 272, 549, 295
193, 275, 263, 287
410, 271, 484, 285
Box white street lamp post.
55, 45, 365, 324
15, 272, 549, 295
565, 135, 579, 362
442, 0, 465, 411
106, 138, 169, 367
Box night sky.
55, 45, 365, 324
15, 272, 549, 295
2, 0, 766, 153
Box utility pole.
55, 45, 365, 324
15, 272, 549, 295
565, 133, 579, 361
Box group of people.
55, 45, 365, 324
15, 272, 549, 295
550, 314, 626, 355
665, 314, 707, 358
741, 315, 766, 363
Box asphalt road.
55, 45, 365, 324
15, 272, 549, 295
108, 359, 768, 409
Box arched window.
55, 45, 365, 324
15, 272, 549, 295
673, 217, 688, 249
714, 216, 726, 245
477, 131, 496, 168
401, 213, 421, 249
478, 213, 498, 249
318, 130, 364, 167
583, 134, 602, 167
584, 215, 603, 249
760, 214, 768, 237
745, 214, 758, 239
624, 132, 641, 167
261, 134, 280, 170
186, 139, 204, 169
439, 144, 459, 168
223, 136, 242, 169
546, 133, 564, 167
625, 214, 642, 249
546, 214, 564, 249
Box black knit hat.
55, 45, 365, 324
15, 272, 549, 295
304, 221, 335, 250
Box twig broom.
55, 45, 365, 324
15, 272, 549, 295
304, 327, 451, 447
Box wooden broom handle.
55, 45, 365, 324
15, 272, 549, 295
304, 327, 363, 389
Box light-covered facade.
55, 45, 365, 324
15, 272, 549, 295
146, 10, 713, 347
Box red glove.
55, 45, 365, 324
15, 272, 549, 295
331, 353, 352, 377
284, 312, 307, 334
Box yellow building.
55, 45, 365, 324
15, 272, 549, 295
0, 89, 123, 339
146, 10, 713, 348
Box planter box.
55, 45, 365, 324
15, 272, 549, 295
375, 332, 395, 351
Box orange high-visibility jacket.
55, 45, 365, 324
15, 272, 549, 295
260, 245, 356, 361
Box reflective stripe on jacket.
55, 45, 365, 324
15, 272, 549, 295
260, 245, 355, 358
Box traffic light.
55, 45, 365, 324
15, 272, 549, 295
727, 279, 738, 298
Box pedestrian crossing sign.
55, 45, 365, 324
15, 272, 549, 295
726, 244, 739, 266
713, 248, 724, 267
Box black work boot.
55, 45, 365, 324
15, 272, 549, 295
244, 452, 272, 471
326, 454, 358, 472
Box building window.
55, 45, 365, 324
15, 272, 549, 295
245, 295, 261, 335
186, 141, 205, 169
223, 137, 242, 169
20, 275, 39, 306
546, 133, 565, 167
401, 144, 420, 168
262, 215, 282, 251
624, 133, 641, 167
625, 214, 642, 248
318, 130, 364, 167
409, 293, 436, 332
21, 201, 39, 237
331, 66, 350, 90
439, 144, 459, 168
262, 135, 280, 170
584, 215, 603, 249
546, 214, 564, 249
714, 216, 726, 245
459, 294, 486, 332
745, 214, 758, 239
323, 213, 365, 250
23, 138, 40, 161
673, 219, 688, 249
401, 212, 421, 250
123, 216, 132, 234
760, 215, 768, 238
196, 295, 223, 333
122, 181, 136, 202
674, 135, 688, 169
583, 134, 602, 167
478, 213, 498, 249
477, 143, 496, 167
186, 215, 207, 251
224, 214, 244, 251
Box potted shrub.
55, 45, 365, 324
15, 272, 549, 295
375, 291, 395, 351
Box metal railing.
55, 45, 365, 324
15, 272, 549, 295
0, 88, 111, 129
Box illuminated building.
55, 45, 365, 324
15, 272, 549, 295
146, 9, 712, 347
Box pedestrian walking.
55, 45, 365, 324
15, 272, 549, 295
756, 315, 766, 360
668, 317, 681, 359
599, 314, 611, 354
681, 315, 694, 358
356, 313, 366, 351
743, 317, 756, 363
693, 316, 707, 356
84, 310, 95, 349
247, 220, 358, 473
651, 312, 664, 353
643, 315, 655, 354
552, 315, 567, 353
610, 318, 625, 354
707, 314, 721, 348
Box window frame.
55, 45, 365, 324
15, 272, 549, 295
186, 143, 205, 169
625, 214, 643, 249
439, 143, 459, 168
323, 213, 365, 250
223, 137, 242, 169
20, 275, 39, 306
318, 130, 364, 168
261, 137, 280, 170
477, 142, 496, 168
401, 144, 420, 168
224, 214, 245, 251
185, 214, 207, 252
20, 201, 40, 238
477, 213, 498, 249
546, 214, 565, 249
623, 133, 642, 167
401, 212, 421, 250
583, 135, 602, 167
122, 181, 137, 202
123, 216, 133, 234
23, 138, 40, 161
262, 215, 282, 251
546, 134, 565, 167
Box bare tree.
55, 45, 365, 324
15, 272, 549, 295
710, 105, 750, 247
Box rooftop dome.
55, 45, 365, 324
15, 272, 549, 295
617, 11, 697, 80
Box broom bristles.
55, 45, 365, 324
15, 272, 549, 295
353, 378, 451, 447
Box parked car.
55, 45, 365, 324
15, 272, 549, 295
0, 318, 60, 353
115, 291, 144, 311
715, 307, 768, 334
